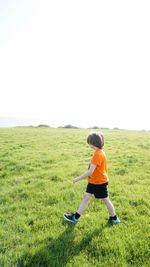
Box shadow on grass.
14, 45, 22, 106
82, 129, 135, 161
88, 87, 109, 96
17, 221, 109, 267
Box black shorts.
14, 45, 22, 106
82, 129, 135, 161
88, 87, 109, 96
86, 183, 108, 199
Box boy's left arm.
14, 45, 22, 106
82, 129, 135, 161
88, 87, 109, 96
73, 164, 96, 184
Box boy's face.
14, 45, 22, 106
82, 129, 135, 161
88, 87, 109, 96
89, 144, 98, 150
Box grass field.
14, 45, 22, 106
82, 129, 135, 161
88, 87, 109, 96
0, 127, 150, 267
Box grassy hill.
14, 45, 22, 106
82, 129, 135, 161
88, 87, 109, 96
0, 127, 150, 267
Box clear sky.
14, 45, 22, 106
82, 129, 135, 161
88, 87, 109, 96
0, 0, 150, 129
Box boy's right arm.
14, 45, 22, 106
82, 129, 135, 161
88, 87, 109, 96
73, 164, 96, 184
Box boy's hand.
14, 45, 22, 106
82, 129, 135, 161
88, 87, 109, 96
73, 177, 80, 184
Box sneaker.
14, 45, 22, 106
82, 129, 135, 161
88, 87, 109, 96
63, 213, 79, 224
109, 216, 121, 225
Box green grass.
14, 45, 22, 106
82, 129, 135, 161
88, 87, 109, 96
0, 127, 150, 267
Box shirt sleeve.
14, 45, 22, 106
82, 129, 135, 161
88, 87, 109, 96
91, 152, 102, 165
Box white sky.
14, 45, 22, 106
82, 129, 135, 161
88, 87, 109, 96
0, 0, 150, 129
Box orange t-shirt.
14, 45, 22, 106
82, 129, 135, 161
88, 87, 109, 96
88, 149, 109, 185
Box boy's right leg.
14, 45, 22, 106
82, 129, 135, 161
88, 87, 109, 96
64, 192, 91, 223
102, 196, 116, 217
102, 197, 121, 224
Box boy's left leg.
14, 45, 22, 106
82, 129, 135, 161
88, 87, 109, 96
64, 192, 91, 224
76, 192, 91, 215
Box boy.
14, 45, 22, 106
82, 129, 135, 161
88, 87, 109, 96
63, 132, 120, 225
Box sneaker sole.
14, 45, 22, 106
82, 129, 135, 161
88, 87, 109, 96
63, 214, 78, 224
110, 220, 121, 225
